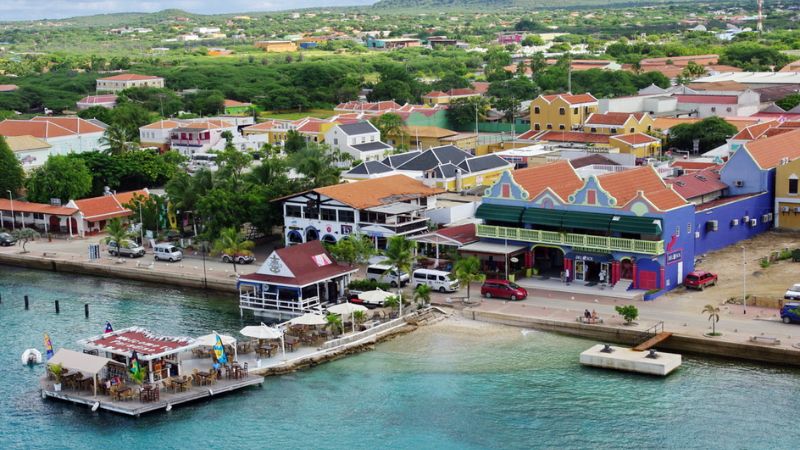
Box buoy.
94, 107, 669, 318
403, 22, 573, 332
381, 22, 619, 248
208, 389, 214, 395
166, 403, 172, 412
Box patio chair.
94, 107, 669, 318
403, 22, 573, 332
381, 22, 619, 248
208, 371, 218, 385
120, 388, 135, 402
242, 362, 248, 377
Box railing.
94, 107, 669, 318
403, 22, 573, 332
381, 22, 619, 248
359, 219, 428, 235
239, 294, 321, 314
641, 321, 665, 339
476, 224, 664, 255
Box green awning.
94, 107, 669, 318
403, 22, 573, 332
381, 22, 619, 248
475, 203, 524, 224
522, 208, 566, 228
561, 211, 614, 232
610, 215, 662, 235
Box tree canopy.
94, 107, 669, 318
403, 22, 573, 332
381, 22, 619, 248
0, 136, 25, 196
26, 154, 92, 203
667, 117, 738, 153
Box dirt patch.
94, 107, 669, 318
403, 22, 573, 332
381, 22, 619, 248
667, 231, 800, 307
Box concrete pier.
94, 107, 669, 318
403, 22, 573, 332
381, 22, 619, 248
580, 344, 682, 376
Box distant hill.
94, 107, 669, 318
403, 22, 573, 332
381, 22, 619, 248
372, 0, 687, 9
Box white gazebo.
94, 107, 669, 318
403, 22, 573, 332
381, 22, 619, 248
48, 348, 124, 397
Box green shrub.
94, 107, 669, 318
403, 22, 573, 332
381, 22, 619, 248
760, 258, 770, 269
348, 279, 390, 291
615, 305, 639, 324
778, 249, 793, 261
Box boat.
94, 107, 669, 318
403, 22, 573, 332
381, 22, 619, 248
22, 348, 43, 366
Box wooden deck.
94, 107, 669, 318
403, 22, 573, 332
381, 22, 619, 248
633, 332, 673, 352
41, 375, 264, 416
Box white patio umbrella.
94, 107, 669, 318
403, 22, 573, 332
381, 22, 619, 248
357, 289, 394, 306
289, 313, 328, 326
327, 302, 368, 333
195, 332, 238, 361
239, 323, 285, 361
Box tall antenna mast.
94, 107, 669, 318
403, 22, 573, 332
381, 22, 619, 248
757, 0, 764, 33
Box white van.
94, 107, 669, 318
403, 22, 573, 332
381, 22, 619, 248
366, 264, 409, 287
153, 243, 183, 262
412, 269, 459, 293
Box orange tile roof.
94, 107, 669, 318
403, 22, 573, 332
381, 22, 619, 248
597, 167, 685, 211
31, 116, 105, 134
0, 119, 74, 139
423, 91, 447, 98
402, 125, 457, 138
585, 112, 644, 126
0, 84, 18, 92
74, 189, 148, 221
0, 198, 77, 216
742, 128, 800, 170
141, 120, 182, 130
98, 74, 161, 81
314, 175, 443, 210
731, 120, 779, 140
536, 131, 609, 144
540, 93, 598, 105
224, 99, 252, 107
611, 133, 660, 146
510, 160, 583, 202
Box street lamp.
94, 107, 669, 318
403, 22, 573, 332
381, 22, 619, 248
741, 245, 747, 315
6, 190, 14, 231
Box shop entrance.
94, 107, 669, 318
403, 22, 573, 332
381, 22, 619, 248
532, 246, 563, 278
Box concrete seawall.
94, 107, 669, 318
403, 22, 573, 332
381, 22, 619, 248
0, 253, 237, 293
465, 308, 800, 367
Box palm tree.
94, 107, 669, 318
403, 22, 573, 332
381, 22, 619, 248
325, 313, 343, 336
413, 284, 431, 307
703, 304, 721, 336
101, 218, 135, 251
352, 310, 368, 329
100, 124, 136, 155
382, 235, 416, 316
453, 256, 485, 301
288, 145, 341, 188
211, 227, 255, 274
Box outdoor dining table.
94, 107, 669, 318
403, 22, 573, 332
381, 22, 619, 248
255, 346, 273, 358
114, 386, 132, 401
140, 384, 159, 403
174, 378, 190, 392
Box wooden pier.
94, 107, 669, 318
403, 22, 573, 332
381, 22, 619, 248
41, 375, 264, 416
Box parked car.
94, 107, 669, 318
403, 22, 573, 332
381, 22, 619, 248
785, 284, 800, 300
684, 271, 718, 290
0, 232, 16, 247
780, 302, 800, 324
107, 240, 145, 258
481, 279, 528, 301
366, 264, 409, 287
222, 253, 255, 264
153, 243, 183, 262
412, 269, 459, 293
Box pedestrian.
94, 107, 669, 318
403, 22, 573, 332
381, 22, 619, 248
584, 309, 591, 319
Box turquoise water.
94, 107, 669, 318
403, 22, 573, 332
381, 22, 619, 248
0, 266, 796, 449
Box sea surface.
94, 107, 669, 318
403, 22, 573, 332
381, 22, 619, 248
0, 266, 795, 449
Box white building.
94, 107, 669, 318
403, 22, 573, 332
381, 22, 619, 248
96, 74, 165, 93
4, 135, 52, 170
324, 121, 392, 163
0, 117, 106, 156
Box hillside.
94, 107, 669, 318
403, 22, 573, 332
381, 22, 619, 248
372, 0, 691, 9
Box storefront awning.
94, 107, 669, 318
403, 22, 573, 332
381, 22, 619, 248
561, 211, 614, 232
565, 252, 613, 263
458, 241, 527, 255
475, 203, 524, 224
610, 215, 662, 235
522, 208, 565, 228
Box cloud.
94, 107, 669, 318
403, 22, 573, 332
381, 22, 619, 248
0, 0, 375, 21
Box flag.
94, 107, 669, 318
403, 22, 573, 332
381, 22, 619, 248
212, 334, 228, 365
104, 322, 113, 333
129, 350, 141, 377
44, 334, 54, 360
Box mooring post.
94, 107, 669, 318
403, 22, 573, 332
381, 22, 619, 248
55, 300, 60, 314
24, 295, 29, 310
84, 303, 89, 318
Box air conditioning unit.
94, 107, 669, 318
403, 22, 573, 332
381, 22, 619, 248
731, 218, 739, 226
783, 206, 791, 213
706, 220, 718, 232
750, 218, 758, 227
743, 215, 750, 223
734, 180, 744, 187
795, 207, 800, 214
768, 213, 774, 221
694, 231, 700, 238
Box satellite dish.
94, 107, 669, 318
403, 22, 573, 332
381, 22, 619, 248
510, 257, 519, 263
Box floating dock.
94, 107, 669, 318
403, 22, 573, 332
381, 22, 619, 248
41, 375, 264, 416
580, 344, 681, 376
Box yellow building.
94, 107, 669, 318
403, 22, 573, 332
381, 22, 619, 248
775, 157, 800, 230
529, 93, 598, 132
609, 133, 662, 158
255, 40, 297, 52
584, 112, 655, 135
421, 88, 482, 106
389, 126, 477, 150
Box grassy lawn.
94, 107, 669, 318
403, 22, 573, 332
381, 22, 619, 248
260, 109, 337, 120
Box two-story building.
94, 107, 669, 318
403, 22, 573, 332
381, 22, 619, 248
324, 121, 393, 162
279, 174, 444, 249
169, 120, 237, 156
0, 117, 106, 155
584, 112, 655, 135
776, 157, 800, 230
96, 74, 165, 93
530, 93, 598, 132
609, 133, 662, 158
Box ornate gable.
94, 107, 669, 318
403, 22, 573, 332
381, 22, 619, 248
256, 251, 295, 278
621, 191, 657, 216
484, 170, 529, 201
568, 176, 617, 207
530, 187, 565, 208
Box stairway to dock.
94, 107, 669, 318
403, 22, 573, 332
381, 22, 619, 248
633, 331, 673, 351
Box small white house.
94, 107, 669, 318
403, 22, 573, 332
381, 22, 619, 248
324, 121, 393, 163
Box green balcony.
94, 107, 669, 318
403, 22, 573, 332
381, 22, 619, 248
476, 224, 665, 255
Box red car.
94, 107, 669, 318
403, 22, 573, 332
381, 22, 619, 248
481, 279, 528, 301
684, 271, 718, 290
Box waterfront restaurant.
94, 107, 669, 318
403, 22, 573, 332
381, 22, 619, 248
77, 327, 199, 384
237, 241, 358, 319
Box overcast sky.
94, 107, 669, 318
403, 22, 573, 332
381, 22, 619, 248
1, 0, 376, 21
